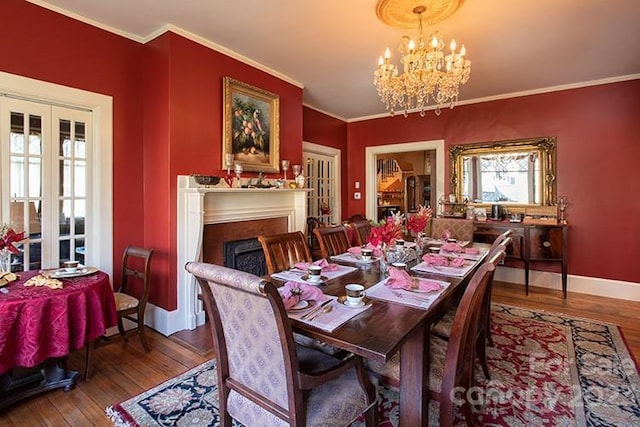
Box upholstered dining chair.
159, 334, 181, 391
258, 231, 312, 275
431, 240, 510, 379
351, 220, 373, 247
313, 225, 351, 259
430, 218, 475, 242
185, 262, 378, 427
86, 246, 154, 379
366, 250, 505, 426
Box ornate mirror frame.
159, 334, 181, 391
450, 136, 557, 209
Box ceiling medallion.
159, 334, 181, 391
376, 0, 465, 29
374, 0, 470, 117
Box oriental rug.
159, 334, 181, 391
106, 304, 640, 426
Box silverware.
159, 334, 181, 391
307, 303, 333, 321
301, 299, 332, 320
391, 290, 430, 303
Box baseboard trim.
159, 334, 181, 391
495, 267, 640, 302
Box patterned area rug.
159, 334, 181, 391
106, 305, 640, 426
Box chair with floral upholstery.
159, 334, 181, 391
366, 249, 505, 426
185, 262, 378, 427
430, 218, 475, 242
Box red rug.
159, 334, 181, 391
107, 304, 640, 426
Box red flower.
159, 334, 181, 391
368, 218, 403, 247
406, 205, 433, 234
0, 227, 25, 254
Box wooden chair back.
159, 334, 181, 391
439, 248, 506, 426
258, 231, 312, 275
313, 225, 351, 259
489, 229, 513, 255
351, 220, 372, 246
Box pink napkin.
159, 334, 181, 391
347, 244, 383, 258
386, 267, 441, 292
440, 242, 464, 253
294, 258, 339, 272
422, 253, 465, 267
464, 247, 480, 255
278, 281, 327, 310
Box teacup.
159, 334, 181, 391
395, 239, 405, 247
391, 262, 407, 271
361, 248, 373, 261
345, 284, 365, 306
63, 260, 79, 273
428, 246, 441, 254
307, 265, 322, 282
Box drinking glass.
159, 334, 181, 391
234, 162, 243, 188
225, 154, 234, 175
281, 160, 290, 180
292, 164, 301, 178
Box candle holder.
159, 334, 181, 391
233, 162, 243, 188
557, 196, 570, 224
281, 159, 290, 180
225, 154, 234, 176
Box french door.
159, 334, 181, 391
303, 143, 341, 225
0, 97, 92, 271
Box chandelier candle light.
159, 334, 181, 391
374, 1, 471, 117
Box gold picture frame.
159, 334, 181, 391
222, 77, 280, 173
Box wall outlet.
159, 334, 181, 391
354, 192, 361, 200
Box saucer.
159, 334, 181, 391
355, 256, 377, 264
301, 274, 328, 285
337, 295, 371, 308
288, 300, 313, 311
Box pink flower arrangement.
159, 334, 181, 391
406, 205, 433, 234
0, 223, 25, 254
368, 212, 404, 247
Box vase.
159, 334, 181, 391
0, 248, 11, 273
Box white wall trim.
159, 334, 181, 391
365, 140, 445, 221
495, 266, 640, 302
0, 71, 113, 279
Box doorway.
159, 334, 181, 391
365, 140, 445, 221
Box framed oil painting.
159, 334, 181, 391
222, 77, 280, 173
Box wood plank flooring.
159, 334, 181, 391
1, 281, 639, 425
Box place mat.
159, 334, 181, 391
271, 264, 357, 282
425, 239, 471, 248
411, 259, 476, 277
366, 279, 450, 309
287, 295, 371, 332
440, 248, 488, 261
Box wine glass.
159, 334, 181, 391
225, 154, 234, 176
292, 164, 301, 178
234, 162, 243, 188
281, 160, 290, 180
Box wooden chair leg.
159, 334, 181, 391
117, 318, 127, 339
138, 323, 150, 353
476, 334, 491, 380
85, 340, 95, 381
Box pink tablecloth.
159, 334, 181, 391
0, 270, 117, 375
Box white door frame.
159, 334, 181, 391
302, 141, 342, 222
365, 140, 445, 221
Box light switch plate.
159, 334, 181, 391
355, 181, 360, 189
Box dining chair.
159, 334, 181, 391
305, 217, 323, 260
366, 249, 505, 426
185, 262, 378, 427
430, 218, 475, 242
85, 246, 154, 379
258, 231, 312, 275
351, 220, 373, 247
431, 240, 510, 379
313, 225, 351, 259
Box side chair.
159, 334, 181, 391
366, 250, 505, 426
85, 245, 154, 379
430, 218, 475, 242
185, 262, 378, 427
351, 220, 373, 247
258, 231, 312, 275
313, 224, 351, 259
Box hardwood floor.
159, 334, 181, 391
1, 281, 639, 425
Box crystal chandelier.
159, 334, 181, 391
374, 5, 470, 117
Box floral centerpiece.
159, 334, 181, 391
0, 223, 25, 272
406, 205, 433, 235
368, 211, 405, 247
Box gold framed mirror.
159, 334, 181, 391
450, 136, 557, 209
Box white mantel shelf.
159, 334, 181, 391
174, 175, 309, 332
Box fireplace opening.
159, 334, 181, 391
223, 238, 266, 277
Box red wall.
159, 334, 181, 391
143, 33, 304, 309
346, 80, 640, 284
302, 108, 349, 218
1, 0, 145, 279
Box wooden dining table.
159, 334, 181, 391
272, 244, 489, 427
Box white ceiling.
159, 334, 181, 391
30, 0, 640, 121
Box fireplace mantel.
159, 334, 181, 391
176, 175, 309, 330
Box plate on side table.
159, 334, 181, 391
48, 266, 99, 278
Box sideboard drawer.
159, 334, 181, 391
474, 223, 523, 259
526, 226, 565, 261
